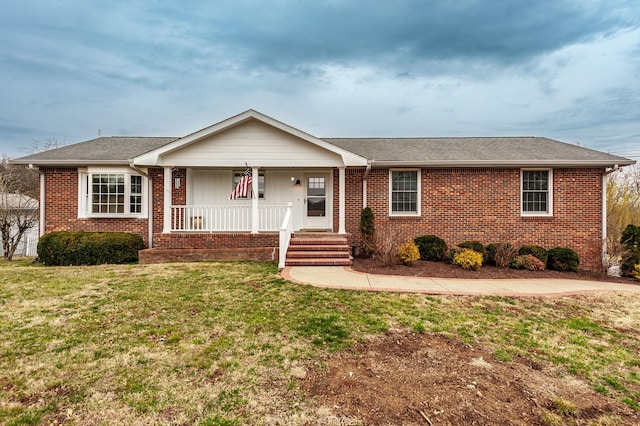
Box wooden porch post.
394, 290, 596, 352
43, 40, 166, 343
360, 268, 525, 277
251, 166, 259, 234
163, 166, 172, 233
338, 166, 346, 234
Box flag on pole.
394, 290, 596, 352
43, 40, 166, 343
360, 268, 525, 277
229, 167, 252, 200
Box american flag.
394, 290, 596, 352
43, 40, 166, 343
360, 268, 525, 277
229, 167, 252, 200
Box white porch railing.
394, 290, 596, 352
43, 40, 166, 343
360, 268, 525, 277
171, 205, 289, 232
278, 203, 293, 269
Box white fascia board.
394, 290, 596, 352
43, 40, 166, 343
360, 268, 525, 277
10, 159, 130, 167
131, 109, 368, 167
369, 159, 637, 168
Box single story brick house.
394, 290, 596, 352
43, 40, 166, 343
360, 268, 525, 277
11, 110, 635, 270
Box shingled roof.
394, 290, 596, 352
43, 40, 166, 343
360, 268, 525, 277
323, 137, 633, 167
11, 136, 178, 166
10, 119, 634, 168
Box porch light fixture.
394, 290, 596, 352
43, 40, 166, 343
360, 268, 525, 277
294, 179, 301, 186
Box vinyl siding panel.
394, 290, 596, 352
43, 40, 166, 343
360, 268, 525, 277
163, 120, 343, 167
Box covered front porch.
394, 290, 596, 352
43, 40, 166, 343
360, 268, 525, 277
129, 110, 367, 266
152, 166, 350, 267
162, 167, 347, 234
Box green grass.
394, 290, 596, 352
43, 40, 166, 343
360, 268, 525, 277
1, 260, 640, 424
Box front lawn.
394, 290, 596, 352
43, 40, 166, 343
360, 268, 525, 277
1, 261, 639, 424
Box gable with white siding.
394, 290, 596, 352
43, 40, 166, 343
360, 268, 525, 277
162, 119, 344, 167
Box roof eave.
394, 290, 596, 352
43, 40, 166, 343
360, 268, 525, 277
370, 159, 637, 168
9, 159, 131, 167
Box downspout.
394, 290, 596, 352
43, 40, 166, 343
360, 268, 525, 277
129, 161, 153, 248
29, 164, 45, 237
602, 164, 620, 268
363, 160, 372, 209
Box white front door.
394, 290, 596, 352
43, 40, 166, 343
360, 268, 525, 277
303, 174, 331, 229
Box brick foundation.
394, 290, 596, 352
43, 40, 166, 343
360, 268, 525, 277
139, 247, 277, 263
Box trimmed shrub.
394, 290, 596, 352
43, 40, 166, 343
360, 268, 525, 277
633, 264, 640, 281
453, 249, 483, 271
38, 231, 145, 266
445, 246, 466, 264
518, 245, 548, 265
397, 240, 420, 265
485, 243, 500, 265
621, 224, 640, 276
547, 247, 580, 272
457, 241, 487, 264
414, 235, 447, 261
512, 254, 546, 271
359, 207, 376, 257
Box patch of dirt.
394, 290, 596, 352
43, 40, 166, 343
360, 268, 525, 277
351, 258, 639, 284
301, 331, 639, 425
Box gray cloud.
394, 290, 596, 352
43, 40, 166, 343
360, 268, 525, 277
0, 0, 638, 158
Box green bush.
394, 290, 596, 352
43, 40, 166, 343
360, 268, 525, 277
621, 224, 640, 276
518, 245, 548, 265
452, 249, 483, 271
485, 243, 500, 265
457, 241, 487, 264
359, 207, 375, 257
414, 235, 447, 261
547, 247, 580, 272
38, 231, 145, 266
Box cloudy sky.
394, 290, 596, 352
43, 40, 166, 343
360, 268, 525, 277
1, 0, 639, 159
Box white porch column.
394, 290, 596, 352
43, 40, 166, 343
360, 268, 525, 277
251, 166, 259, 234
338, 166, 346, 234
163, 166, 172, 233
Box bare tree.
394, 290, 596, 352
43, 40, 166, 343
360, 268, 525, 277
0, 154, 39, 197
0, 138, 65, 260
606, 165, 640, 265
0, 172, 39, 260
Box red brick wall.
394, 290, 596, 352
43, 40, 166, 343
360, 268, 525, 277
43, 166, 605, 270
343, 167, 604, 271
42, 168, 149, 245
153, 232, 279, 249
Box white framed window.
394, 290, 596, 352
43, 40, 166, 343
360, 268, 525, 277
232, 170, 265, 199
521, 169, 553, 216
389, 169, 420, 215
79, 168, 148, 218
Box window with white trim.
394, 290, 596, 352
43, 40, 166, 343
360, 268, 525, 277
521, 169, 552, 216
390, 169, 420, 215
79, 170, 147, 217
232, 170, 265, 199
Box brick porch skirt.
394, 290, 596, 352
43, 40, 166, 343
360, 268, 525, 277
139, 232, 280, 264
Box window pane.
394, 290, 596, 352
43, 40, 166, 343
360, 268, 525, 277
91, 174, 126, 214
522, 171, 549, 213
391, 171, 418, 213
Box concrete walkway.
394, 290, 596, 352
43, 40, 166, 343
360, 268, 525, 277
281, 266, 640, 297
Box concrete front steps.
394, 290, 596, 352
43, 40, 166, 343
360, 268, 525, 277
285, 232, 351, 266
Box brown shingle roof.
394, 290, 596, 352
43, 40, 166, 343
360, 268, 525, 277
11, 137, 178, 165
323, 137, 633, 167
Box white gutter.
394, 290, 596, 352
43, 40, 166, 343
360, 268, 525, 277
602, 172, 608, 268
363, 160, 372, 209
29, 164, 45, 237
368, 160, 637, 168
129, 161, 153, 248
